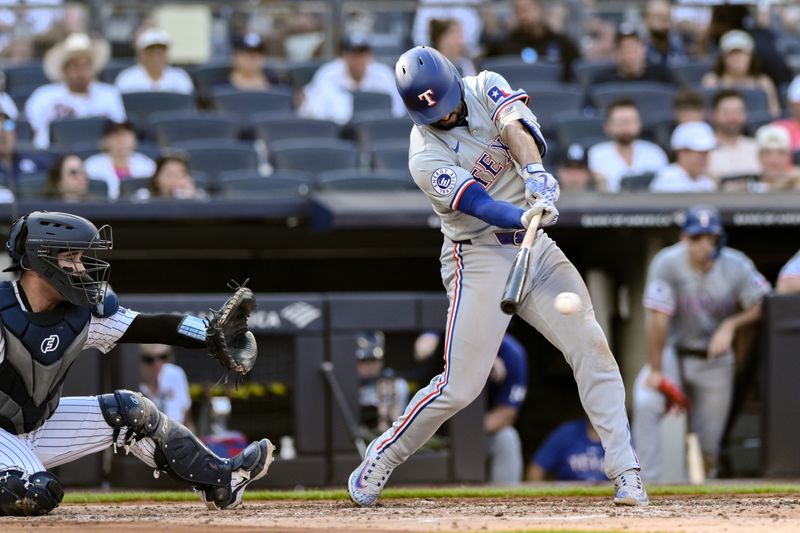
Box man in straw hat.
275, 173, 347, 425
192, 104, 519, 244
25, 33, 125, 149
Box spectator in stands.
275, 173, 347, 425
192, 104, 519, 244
44, 153, 90, 201
228, 32, 273, 91
25, 33, 125, 149
527, 418, 606, 482
0, 78, 18, 119
482, 0, 580, 83
139, 344, 192, 426
673, 88, 707, 124
557, 143, 596, 192
772, 75, 800, 151
776, 250, 800, 294
592, 23, 676, 86
413, 0, 481, 56
700, 30, 781, 118
588, 99, 668, 193
115, 29, 194, 94
0, 112, 48, 189
708, 89, 761, 181
644, 0, 688, 67
139, 154, 207, 200
754, 125, 800, 191
84, 121, 156, 200
430, 19, 476, 77
485, 334, 528, 483
298, 34, 404, 125
650, 121, 717, 192
0, 0, 67, 62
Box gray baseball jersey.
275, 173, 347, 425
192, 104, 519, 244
643, 243, 770, 351
409, 71, 537, 241
778, 249, 800, 283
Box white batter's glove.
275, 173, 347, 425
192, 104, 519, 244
521, 163, 560, 227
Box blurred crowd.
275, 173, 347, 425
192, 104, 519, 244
1, 0, 800, 201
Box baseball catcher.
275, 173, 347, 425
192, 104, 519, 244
0, 211, 273, 517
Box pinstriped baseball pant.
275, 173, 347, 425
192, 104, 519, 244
372, 231, 640, 479
0, 396, 156, 478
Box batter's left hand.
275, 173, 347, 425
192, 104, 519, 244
707, 320, 734, 358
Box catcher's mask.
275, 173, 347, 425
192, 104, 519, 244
5, 211, 113, 307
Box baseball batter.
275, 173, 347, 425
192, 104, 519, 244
632, 205, 770, 481
0, 211, 273, 516
348, 46, 646, 507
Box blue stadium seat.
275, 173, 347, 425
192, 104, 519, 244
671, 60, 713, 87
316, 169, 412, 191
590, 83, 676, 117
553, 111, 606, 149
370, 141, 409, 172
100, 59, 136, 84
212, 87, 294, 117
270, 139, 360, 175
220, 169, 313, 198
3, 63, 48, 91
175, 140, 260, 188
14, 173, 108, 199
701, 87, 770, 114
14, 119, 33, 143
619, 172, 657, 191
189, 62, 231, 99
519, 84, 584, 135
286, 60, 325, 88
479, 56, 563, 84
350, 115, 413, 150
49, 117, 109, 150
253, 117, 340, 143
352, 91, 393, 118
745, 110, 775, 136
8, 83, 40, 108
122, 92, 195, 129
150, 110, 241, 145
573, 59, 616, 87
119, 177, 152, 199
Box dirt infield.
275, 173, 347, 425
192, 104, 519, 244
2, 494, 799, 532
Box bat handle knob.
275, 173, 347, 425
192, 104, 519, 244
500, 300, 518, 315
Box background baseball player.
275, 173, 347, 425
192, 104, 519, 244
348, 46, 646, 507
632, 205, 770, 481
0, 211, 272, 516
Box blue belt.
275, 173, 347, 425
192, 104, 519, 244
454, 230, 526, 246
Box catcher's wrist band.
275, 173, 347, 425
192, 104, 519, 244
178, 315, 207, 342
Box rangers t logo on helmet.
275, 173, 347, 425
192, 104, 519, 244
418, 89, 437, 107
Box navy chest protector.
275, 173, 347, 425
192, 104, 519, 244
0, 282, 91, 435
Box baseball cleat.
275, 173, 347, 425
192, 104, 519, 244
348, 440, 393, 507
612, 468, 649, 506
199, 438, 275, 510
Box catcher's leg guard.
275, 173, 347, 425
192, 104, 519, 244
98, 390, 237, 507
0, 470, 64, 516
0, 470, 27, 516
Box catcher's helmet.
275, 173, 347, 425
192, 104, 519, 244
355, 330, 385, 361
395, 46, 463, 125
682, 205, 723, 236
5, 211, 113, 307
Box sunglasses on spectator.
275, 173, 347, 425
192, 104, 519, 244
66, 168, 83, 176
142, 354, 169, 364
2, 120, 13, 133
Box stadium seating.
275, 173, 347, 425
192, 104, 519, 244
14, 174, 109, 200
220, 170, 313, 198
370, 141, 409, 172
100, 59, 135, 84
3, 63, 48, 91
519, 84, 584, 134
480, 56, 563, 84
352, 91, 394, 118
49, 117, 109, 149
350, 115, 413, 150
189, 62, 232, 99
253, 117, 340, 143
118, 177, 152, 199
316, 169, 412, 191
270, 139, 360, 175
619, 172, 657, 191
122, 92, 195, 129
286, 59, 326, 88
212, 87, 294, 117
671, 59, 714, 87
590, 82, 676, 117
701, 87, 770, 114
14, 119, 34, 144
175, 140, 260, 187
150, 110, 242, 145
553, 111, 606, 149
8, 83, 41, 108
573, 59, 616, 88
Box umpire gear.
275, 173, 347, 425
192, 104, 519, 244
395, 46, 463, 125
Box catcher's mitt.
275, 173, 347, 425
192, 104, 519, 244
207, 280, 258, 381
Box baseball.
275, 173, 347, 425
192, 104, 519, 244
554, 292, 581, 315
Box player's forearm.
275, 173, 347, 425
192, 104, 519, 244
646, 310, 670, 371
118, 313, 207, 348
777, 276, 800, 294
483, 405, 518, 433
723, 302, 762, 331
500, 120, 543, 168
457, 181, 525, 229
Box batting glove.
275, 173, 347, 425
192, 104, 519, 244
522, 163, 560, 206
521, 197, 559, 228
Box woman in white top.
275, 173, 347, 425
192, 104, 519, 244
84, 121, 155, 200
700, 30, 781, 118
115, 28, 194, 94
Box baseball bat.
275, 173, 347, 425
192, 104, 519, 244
686, 432, 706, 485
500, 213, 542, 315
320, 362, 367, 457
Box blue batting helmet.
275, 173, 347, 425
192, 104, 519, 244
395, 46, 463, 125
682, 205, 723, 236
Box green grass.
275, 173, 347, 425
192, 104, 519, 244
62, 482, 800, 504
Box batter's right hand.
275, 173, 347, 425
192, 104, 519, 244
521, 197, 559, 228
644, 369, 663, 389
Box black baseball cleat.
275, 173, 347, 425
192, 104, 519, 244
198, 438, 275, 510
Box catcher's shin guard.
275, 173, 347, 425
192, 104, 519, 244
98, 390, 237, 506
0, 470, 64, 516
